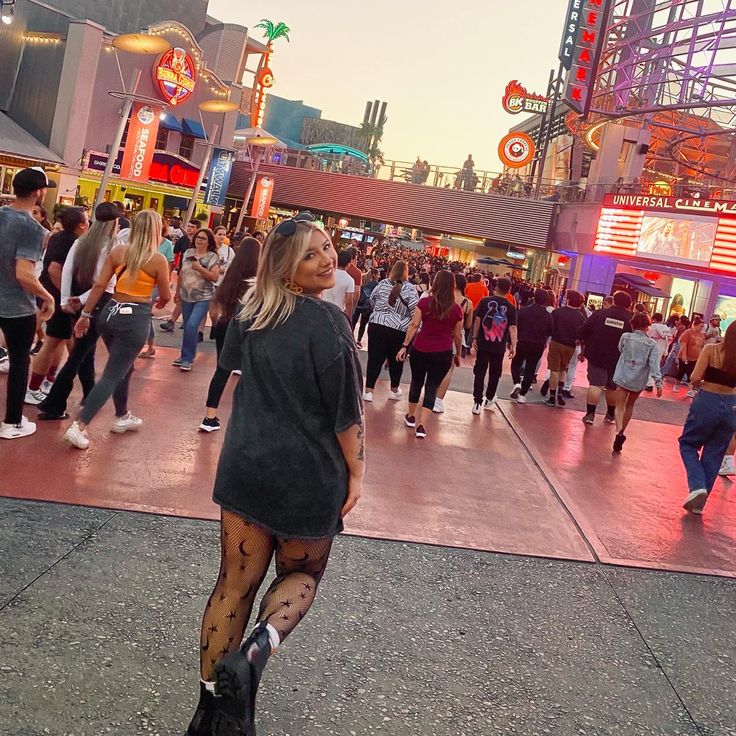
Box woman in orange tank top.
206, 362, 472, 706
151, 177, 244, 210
62, 210, 171, 450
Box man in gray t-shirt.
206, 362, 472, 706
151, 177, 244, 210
0, 167, 55, 440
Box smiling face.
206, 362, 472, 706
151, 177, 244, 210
293, 228, 336, 296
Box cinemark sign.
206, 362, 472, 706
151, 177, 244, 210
562, 0, 612, 116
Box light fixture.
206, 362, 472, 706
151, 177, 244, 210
1, 0, 15, 25
112, 33, 171, 55
199, 99, 240, 113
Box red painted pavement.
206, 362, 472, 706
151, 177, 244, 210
0, 348, 592, 563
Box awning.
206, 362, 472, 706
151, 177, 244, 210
0, 112, 64, 165
615, 273, 668, 297
182, 118, 206, 139
160, 114, 183, 133
637, 284, 669, 298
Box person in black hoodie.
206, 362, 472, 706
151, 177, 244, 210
545, 290, 587, 407
578, 290, 633, 425
510, 289, 551, 403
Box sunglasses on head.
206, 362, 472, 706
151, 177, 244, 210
275, 211, 316, 236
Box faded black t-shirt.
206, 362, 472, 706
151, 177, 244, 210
213, 297, 364, 538
40, 230, 76, 303
474, 295, 517, 353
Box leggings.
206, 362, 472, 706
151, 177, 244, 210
78, 300, 151, 425
365, 322, 406, 389
40, 294, 111, 416
0, 314, 36, 424
353, 310, 371, 342
205, 320, 232, 410
199, 510, 333, 680
408, 348, 452, 410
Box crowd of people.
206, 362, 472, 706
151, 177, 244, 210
2, 167, 736, 733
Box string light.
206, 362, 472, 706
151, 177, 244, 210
23, 33, 62, 45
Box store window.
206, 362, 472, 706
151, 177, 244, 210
155, 127, 169, 150
179, 135, 195, 160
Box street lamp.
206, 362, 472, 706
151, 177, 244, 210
234, 130, 283, 233
181, 98, 240, 226
1, 0, 15, 25
93, 32, 172, 210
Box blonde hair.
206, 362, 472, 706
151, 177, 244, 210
239, 221, 327, 330
123, 210, 161, 280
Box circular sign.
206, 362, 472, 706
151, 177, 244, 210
258, 67, 274, 89
504, 93, 524, 114
154, 47, 197, 106
498, 132, 535, 168
136, 105, 155, 125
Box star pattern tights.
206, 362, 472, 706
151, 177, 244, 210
199, 511, 334, 680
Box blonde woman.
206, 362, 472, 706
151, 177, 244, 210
63, 210, 171, 449
186, 211, 364, 736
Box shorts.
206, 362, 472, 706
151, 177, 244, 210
547, 341, 575, 372
44, 308, 74, 340
587, 362, 617, 390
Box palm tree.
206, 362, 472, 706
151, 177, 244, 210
358, 116, 387, 173
250, 20, 291, 126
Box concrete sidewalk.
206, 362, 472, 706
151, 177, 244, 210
2, 498, 734, 736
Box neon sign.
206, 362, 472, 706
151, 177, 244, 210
502, 81, 549, 115
154, 47, 197, 106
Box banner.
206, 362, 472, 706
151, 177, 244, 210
120, 102, 161, 183
204, 148, 235, 206
251, 175, 275, 219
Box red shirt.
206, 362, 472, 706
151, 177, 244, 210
465, 281, 489, 309
414, 298, 464, 353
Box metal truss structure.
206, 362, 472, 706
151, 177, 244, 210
588, 0, 736, 181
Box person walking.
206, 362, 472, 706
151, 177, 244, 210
24, 206, 89, 405
397, 270, 462, 438
579, 290, 633, 425
173, 228, 220, 371
674, 317, 706, 396
544, 290, 587, 406
510, 289, 551, 403
644, 312, 671, 391
471, 277, 517, 414
186, 212, 364, 736
321, 249, 355, 323
465, 273, 489, 311
679, 321, 736, 514
353, 267, 379, 348
62, 210, 171, 449
198, 237, 260, 432
37, 203, 120, 420
161, 218, 201, 332
363, 260, 418, 402
0, 168, 55, 439
611, 313, 663, 453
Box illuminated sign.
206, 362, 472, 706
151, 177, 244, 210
502, 81, 549, 115
154, 47, 197, 106
559, 0, 583, 70
563, 0, 612, 115
498, 132, 536, 169
251, 175, 275, 219
594, 198, 736, 273
120, 103, 161, 183
86, 150, 200, 189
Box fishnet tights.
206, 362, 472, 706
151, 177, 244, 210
199, 511, 333, 679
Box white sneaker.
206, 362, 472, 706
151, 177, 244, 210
683, 489, 707, 514
232, 370, 242, 376
110, 413, 143, 434
472, 402, 482, 415
63, 421, 89, 449
40, 379, 54, 395
433, 397, 445, 413
483, 397, 497, 410
719, 455, 735, 477
0, 415, 36, 440
0, 359, 8, 374
362, 390, 373, 402
24, 388, 46, 405
516, 394, 527, 404
388, 387, 403, 401
672, 383, 680, 393
685, 389, 697, 398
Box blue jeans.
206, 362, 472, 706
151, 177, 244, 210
678, 389, 736, 494
180, 300, 210, 363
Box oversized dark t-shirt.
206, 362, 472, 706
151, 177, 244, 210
40, 230, 76, 303
213, 296, 364, 538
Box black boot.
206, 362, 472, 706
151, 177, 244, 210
212, 623, 271, 736
540, 379, 549, 397
186, 682, 216, 735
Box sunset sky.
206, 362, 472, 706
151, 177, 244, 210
207, 0, 570, 172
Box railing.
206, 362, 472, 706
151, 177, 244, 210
234, 147, 736, 204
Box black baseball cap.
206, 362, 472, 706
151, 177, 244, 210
12, 167, 57, 194
94, 202, 121, 222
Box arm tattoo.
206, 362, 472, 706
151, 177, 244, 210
357, 422, 365, 462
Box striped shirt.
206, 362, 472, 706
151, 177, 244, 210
369, 279, 419, 332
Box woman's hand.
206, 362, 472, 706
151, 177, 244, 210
74, 316, 90, 338
396, 347, 408, 362
174, 292, 181, 305
341, 475, 362, 518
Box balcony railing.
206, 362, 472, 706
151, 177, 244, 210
235, 147, 736, 204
